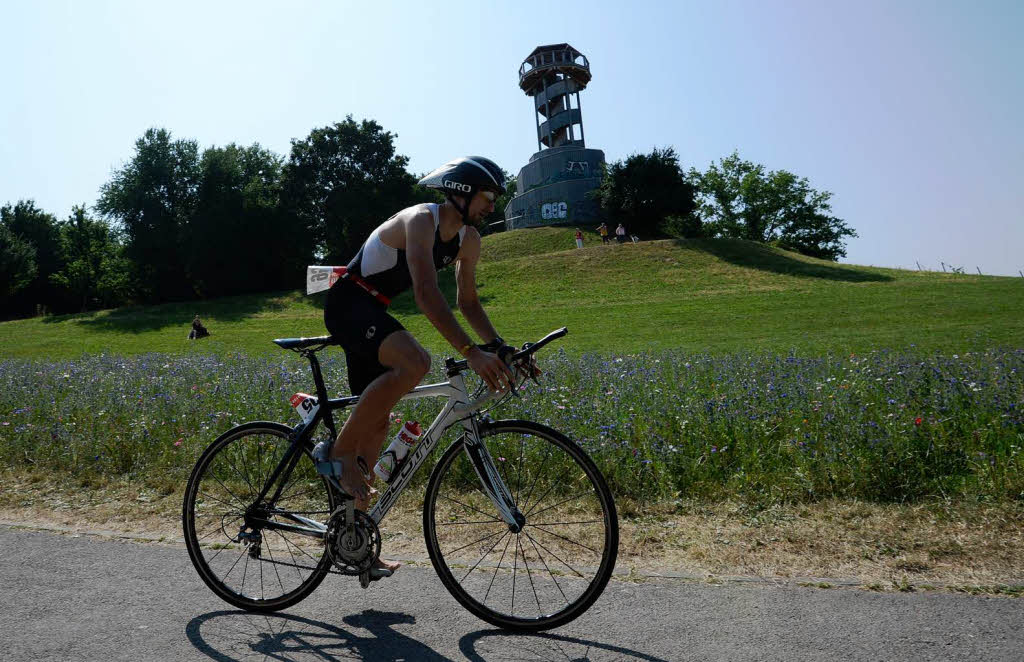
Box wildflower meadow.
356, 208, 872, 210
1, 347, 1022, 505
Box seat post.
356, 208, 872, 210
305, 351, 331, 405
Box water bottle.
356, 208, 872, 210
374, 421, 422, 482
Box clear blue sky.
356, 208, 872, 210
2, 1, 1021, 275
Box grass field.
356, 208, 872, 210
2, 229, 1022, 359
3, 230, 1023, 587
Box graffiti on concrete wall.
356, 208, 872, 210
541, 202, 569, 220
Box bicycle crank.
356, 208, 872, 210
325, 503, 381, 577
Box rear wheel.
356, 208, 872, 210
423, 420, 618, 631
182, 422, 335, 612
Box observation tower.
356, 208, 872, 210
504, 43, 605, 229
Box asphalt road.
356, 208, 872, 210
1, 525, 1020, 661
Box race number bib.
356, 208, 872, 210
289, 392, 319, 424
306, 266, 346, 295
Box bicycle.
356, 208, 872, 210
182, 328, 619, 631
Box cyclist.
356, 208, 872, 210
321, 156, 520, 578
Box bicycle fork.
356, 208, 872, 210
461, 421, 525, 532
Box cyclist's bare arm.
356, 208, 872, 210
454, 227, 501, 343
456, 227, 542, 379
404, 213, 512, 391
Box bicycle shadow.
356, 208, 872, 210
185, 609, 451, 661
459, 628, 672, 661
185, 609, 672, 661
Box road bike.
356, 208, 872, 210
182, 328, 619, 631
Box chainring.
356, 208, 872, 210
325, 505, 381, 575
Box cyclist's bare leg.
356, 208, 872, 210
330, 331, 430, 572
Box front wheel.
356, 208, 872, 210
423, 420, 618, 631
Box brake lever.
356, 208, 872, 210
517, 342, 542, 387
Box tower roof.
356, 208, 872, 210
527, 43, 581, 59
519, 43, 591, 92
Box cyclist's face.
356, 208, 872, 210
467, 190, 497, 223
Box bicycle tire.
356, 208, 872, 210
423, 420, 618, 631
182, 421, 335, 612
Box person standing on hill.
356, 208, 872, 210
575, 229, 584, 249
598, 222, 610, 244
321, 156, 534, 579
615, 223, 627, 243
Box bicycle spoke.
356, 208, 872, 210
220, 445, 258, 502
511, 533, 519, 615
239, 548, 251, 596
448, 528, 508, 558
280, 530, 309, 585
521, 529, 588, 579
270, 528, 310, 584
261, 534, 286, 598
529, 523, 601, 555
195, 514, 242, 543
439, 520, 506, 526
197, 488, 246, 513
256, 434, 266, 501
522, 480, 559, 519
274, 454, 312, 504
277, 483, 323, 505
527, 489, 594, 520
258, 546, 265, 600
459, 530, 512, 585
517, 442, 554, 514
274, 529, 322, 566
514, 435, 526, 507
526, 529, 570, 606
529, 519, 604, 527
207, 472, 251, 513
438, 494, 502, 523
517, 534, 543, 617
483, 533, 515, 605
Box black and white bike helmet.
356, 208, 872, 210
418, 156, 506, 221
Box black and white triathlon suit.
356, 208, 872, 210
324, 203, 466, 395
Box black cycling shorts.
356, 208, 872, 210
323, 279, 405, 395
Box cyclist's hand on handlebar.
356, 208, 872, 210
468, 347, 515, 392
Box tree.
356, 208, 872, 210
0, 200, 62, 315
593, 147, 697, 236
281, 117, 420, 264
689, 152, 857, 260
187, 143, 306, 297
97, 128, 200, 302
49, 206, 131, 311
0, 223, 37, 302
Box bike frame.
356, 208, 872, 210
245, 351, 520, 541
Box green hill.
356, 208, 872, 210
3, 228, 1022, 359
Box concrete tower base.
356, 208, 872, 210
504, 145, 605, 230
